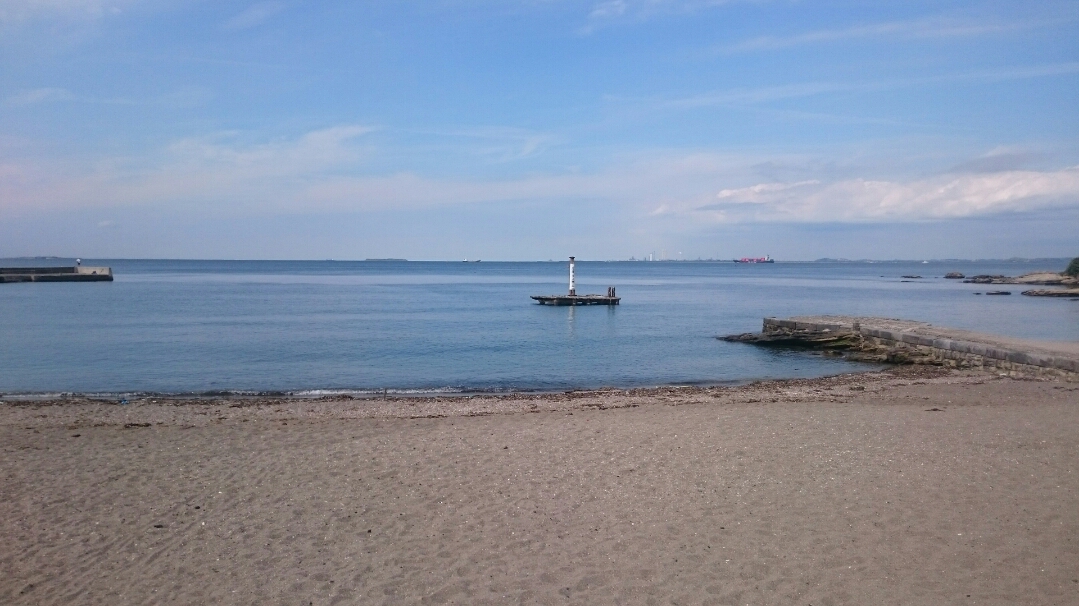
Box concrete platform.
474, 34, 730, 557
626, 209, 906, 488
0, 266, 113, 283
723, 315, 1079, 380
531, 294, 620, 306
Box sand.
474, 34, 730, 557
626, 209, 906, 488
2, 367, 1078, 605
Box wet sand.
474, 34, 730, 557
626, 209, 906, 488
2, 367, 1078, 605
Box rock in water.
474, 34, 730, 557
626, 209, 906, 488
964, 275, 1014, 284
944, 272, 965, 279
1022, 289, 1079, 297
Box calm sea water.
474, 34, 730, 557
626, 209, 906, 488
1, 259, 1076, 396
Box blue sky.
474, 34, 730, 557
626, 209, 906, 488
2, 0, 1078, 260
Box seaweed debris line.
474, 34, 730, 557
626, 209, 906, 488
721, 315, 1078, 380
531, 257, 620, 306
0, 265, 113, 283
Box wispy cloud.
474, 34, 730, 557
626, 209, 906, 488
402, 125, 560, 162
0, 125, 379, 216
0, 0, 150, 24
721, 17, 1040, 53
4, 126, 1078, 229
946, 147, 1047, 174
222, 1, 286, 31
4, 86, 214, 109
579, 0, 741, 34
590, 0, 627, 19
661, 62, 1079, 110
5, 87, 75, 106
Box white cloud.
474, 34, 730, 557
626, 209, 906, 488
697, 168, 1079, 222
715, 180, 820, 202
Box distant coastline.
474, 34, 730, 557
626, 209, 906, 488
2, 256, 1072, 264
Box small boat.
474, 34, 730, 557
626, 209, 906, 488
733, 255, 774, 263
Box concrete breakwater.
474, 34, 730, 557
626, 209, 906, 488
723, 315, 1079, 380
0, 266, 113, 283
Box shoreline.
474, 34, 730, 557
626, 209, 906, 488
0, 368, 880, 403
0, 365, 993, 427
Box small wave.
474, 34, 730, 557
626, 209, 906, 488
0, 377, 794, 401
289, 387, 471, 397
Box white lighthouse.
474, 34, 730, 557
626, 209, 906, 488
568, 256, 576, 296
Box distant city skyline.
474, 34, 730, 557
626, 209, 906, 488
2, 1, 1077, 260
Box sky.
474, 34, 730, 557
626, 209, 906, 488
1, 0, 1078, 261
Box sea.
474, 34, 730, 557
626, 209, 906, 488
1, 258, 1076, 397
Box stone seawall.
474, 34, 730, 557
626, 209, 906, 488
754, 316, 1079, 381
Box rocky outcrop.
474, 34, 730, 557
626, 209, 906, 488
963, 272, 1079, 286
944, 272, 965, 279
720, 327, 858, 348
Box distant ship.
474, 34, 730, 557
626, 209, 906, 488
733, 255, 774, 263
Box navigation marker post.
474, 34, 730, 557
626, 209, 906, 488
569, 256, 576, 296
531, 257, 620, 306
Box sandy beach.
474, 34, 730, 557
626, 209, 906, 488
2, 367, 1078, 605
